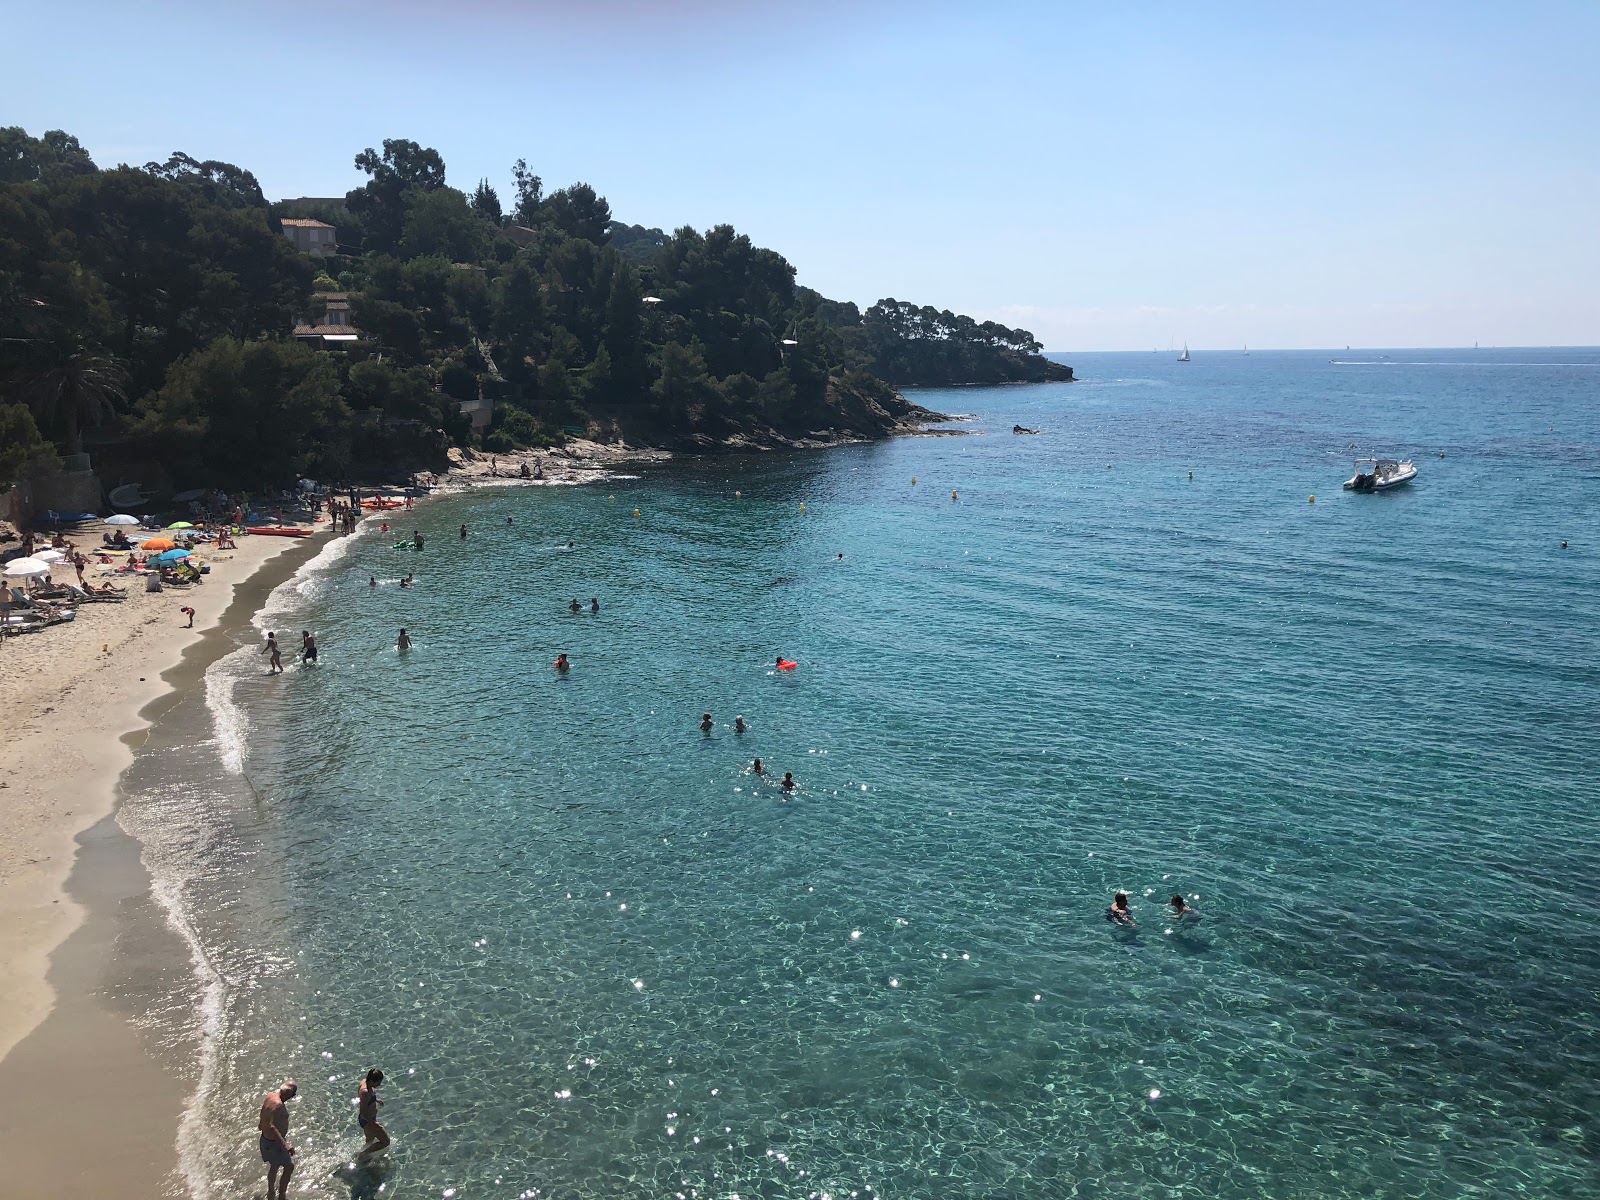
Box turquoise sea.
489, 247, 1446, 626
123, 349, 1600, 1199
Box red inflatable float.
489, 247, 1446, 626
776, 658, 798, 671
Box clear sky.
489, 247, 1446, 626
4, 1, 1597, 350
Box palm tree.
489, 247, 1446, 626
20, 347, 127, 457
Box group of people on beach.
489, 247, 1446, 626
257, 1069, 389, 1199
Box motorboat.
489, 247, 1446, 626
1343, 458, 1417, 492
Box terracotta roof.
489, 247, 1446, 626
281, 218, 335, 229
294, 324, 362, 337
311, 291, 348, 301
323, 300, 350, 312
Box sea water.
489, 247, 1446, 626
125, 349, 1600, 1199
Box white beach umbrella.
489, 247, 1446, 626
2, 557, 52, 578
106, 514, 140, 525
35, 549, 68, 563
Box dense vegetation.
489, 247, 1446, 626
0, 127, 1069, 490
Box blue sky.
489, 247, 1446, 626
4, 1, 1596, 350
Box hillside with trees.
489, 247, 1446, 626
1, 127, 1071, 491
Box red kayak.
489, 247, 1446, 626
245, 527, 312, 537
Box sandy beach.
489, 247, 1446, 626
0, 523, 322, 1197
0, 442, 659, 1197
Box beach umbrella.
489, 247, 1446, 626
106, 514, 140, 525
2, 557, 51, 578
35, 549, 68, 563
155, 548, 192, 563
141, 538, 177, 552
171, 488, 207, 503
168, 521, 196, 529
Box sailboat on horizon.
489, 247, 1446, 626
1178, 343, 1190, 362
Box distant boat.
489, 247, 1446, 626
1343, 458, 1418, 492
1178, 344, 1190, 363
1243, 344, 1249, 356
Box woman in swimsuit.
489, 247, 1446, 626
356, 1068, 390, 1162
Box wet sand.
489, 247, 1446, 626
0, 530, 322, 1198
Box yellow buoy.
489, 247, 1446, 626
633, 508, 641, 518
799, 502, 806, 512
735, 490, 742, 499
951, 490, 958, 501
1309, 495, 1316, 504
911, 476, 917, 486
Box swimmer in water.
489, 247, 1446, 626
569, 598, 582, 613
396, 629, 412, 651
1169, 895, 1198, 921
506, 516, 513, 526
300, 630, 318, 664
1106, 892, 1135, 927
781, 771, 795, 791
460, 524, 468, 539
369, 576, 377, 587
734, 716, 747, 733
590, 597, 599, 614
567, 540, 574, 549
701, 712, 714, 733
554, 653, 570, 672
837, 553, 844, 561
751, 757, 765, 774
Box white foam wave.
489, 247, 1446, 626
204, 650, 252, 776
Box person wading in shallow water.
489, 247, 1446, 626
356, 1068, 390, 1163
258, 1079, 298, 1200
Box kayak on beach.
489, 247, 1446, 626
245, 527, 312, 537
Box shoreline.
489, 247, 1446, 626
0, 528, 325, 1198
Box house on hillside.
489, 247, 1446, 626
293, 292, 361, 347
281, 217, 337, 257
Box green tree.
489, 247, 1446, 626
0, 127, 96, 185
542, 183, 611, 245
0, 401, 53, 486
398, 188, 490, 262
144, 151, 268, 210
347, 139, 448, 254
18, 345, 127, 455
134, 339, 350, 485
509, 159, 542, 227
470, 179, 503, 226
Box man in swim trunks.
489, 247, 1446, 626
356, 1068, 390, 1162
555, 653, 570, 672
752, 757, 765, 774
301, 630, 318, 664
569, 598, 582, 613
258, 1078, 298, 1200
1106, 892, 1135, 927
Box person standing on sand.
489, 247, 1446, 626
0, 580, 12, 640
356, 1068, 390, 1162
258, 1079, 298, 1200
264, 631, 283, 674
180, 605, 195, 628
